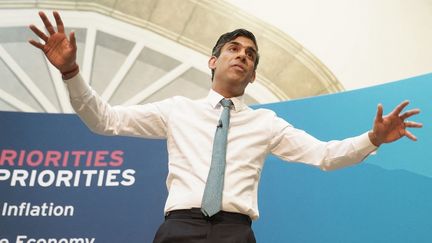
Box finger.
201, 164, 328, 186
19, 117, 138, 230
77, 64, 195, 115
404, 121, 423, 128
53, 11, 64, 33
28, 39, 44, 50
29, 24, 48, 42
69, 31, 77, 50
39, 11, 56, 35
400, 108, 421, 120
404, 130, 418, 141
390, 100, 409, 116
375, 103, 383, 122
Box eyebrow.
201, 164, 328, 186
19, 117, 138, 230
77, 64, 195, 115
227, 41, 257, 55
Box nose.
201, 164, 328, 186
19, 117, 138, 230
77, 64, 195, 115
236, 50, 247, 62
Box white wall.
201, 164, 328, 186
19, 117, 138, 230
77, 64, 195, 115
230, 0, 432, 90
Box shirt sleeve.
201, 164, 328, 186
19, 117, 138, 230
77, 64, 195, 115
64, 74, 173, 139
269, 115, 377, 171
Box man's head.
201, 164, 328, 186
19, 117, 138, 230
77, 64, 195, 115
210, 29, 260, 80
209, 29, 260, 97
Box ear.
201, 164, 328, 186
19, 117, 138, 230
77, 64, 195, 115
208, 56, 217, 70
249, 71, 256, 83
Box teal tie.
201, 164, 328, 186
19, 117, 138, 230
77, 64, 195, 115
201, 98, 233, 217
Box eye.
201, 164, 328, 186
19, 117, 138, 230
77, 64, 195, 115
246, 51, 255, 60
228, 46, 238, 52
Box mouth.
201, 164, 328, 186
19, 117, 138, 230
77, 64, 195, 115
231, 64, 246, 72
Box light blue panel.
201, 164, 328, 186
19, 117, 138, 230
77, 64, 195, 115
253, 73, 431, 243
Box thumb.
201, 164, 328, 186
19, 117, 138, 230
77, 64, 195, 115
375, 104, 383, 122
69, 31, 77, 51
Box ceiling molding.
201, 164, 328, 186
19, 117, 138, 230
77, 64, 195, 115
1, 0, 344, 100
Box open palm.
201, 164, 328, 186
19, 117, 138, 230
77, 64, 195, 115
370, 101, 422, 146
29, 11, 77, 73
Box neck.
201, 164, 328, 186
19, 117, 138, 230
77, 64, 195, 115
212, 86, 243, 98
211, 80, 245, 98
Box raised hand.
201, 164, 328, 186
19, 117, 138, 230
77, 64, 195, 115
368, 100, 423, 146
29, 11, 78, 78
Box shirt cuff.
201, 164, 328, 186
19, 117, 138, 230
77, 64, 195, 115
63, 74, 91, 98
354, 132, 379, 157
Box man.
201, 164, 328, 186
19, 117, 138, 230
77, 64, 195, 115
29, 11, 422, 243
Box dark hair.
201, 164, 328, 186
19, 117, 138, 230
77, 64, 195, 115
210, 29, 260, 80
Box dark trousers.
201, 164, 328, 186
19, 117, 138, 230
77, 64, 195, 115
153, 208, 256, 243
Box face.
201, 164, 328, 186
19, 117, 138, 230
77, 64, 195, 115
209, 36, 257, 97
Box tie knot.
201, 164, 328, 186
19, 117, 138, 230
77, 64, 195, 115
220, 99, 233, 108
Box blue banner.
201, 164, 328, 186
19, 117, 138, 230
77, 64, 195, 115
0, 113, 168, 242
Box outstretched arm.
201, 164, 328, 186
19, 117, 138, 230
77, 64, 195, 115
28, 11, 171, 138
368, 100, 423, 146
29, 11, 79, 79
269, 100, 422, 171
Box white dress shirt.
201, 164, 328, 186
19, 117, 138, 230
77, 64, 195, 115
65, 74, 377, 220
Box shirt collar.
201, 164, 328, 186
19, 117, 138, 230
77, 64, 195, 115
207, 89, 245, 111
